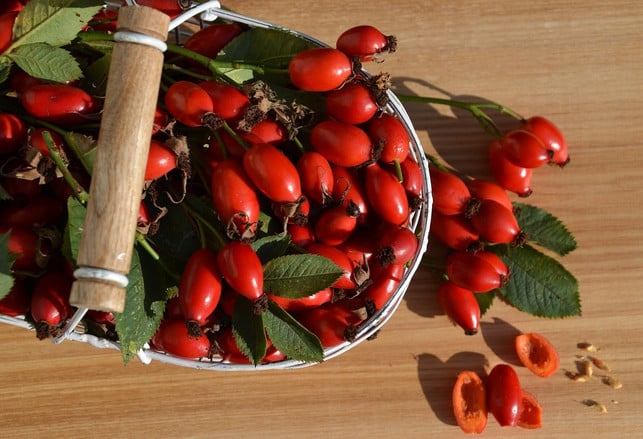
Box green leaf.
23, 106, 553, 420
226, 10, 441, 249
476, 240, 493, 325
114, 248, 167, 364
8, 43, 83, 83
148, 200, 202, 275
182, 194, 226, 250
65, 132, 97, 174
218, 28, 318, 68
475, 291, 495, 316
62, 196, 86, 263
0, 56, 12, 85
12, 0, 103, 49
264, 299, 323, 363
0, 181, 12, 201
251, 234, 291, 264
232, 296, 267, 365
513, 202, 577, 256
263, 254, 343, 298
0, 232, 16, 300
497, 244, 581, 318
79, 53, 111, 97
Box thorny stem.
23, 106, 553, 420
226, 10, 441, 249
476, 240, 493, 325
41, 130, 90, 204
221, 121, 248, 150
78, 32, 288, 80
135, 233, 160, 261
395, 93, 524, 138
20, 115, 95, 175
164, 43, 288, 78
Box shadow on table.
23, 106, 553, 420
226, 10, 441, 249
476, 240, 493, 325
480, 317, 523, 366
390, 76, 522, 178
415, 319, 523, 425
416, 351, 489, 426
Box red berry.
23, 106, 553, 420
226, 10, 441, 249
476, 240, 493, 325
487, 364, 522, 427
437, 280, 480, 335
445, 251, 505, 293
336, 25, 396, 61
501, 129, 551, 168
489, 139, 533, 197
289, 48, 352, 92
470, 199, 525, 245
429, 167, 471, 216
523, 116, 569, 166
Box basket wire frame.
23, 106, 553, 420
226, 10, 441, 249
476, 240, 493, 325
0, 0, 433, 370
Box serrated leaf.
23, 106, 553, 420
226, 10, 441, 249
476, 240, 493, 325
264, 299, 323, 363
8, 43, 83, 83
114, 249, 167, 364
0, 56, 12, 85
218, 27, 319, 86
62, 196, 86, 263
513, 202, 577, 256
251, 234, 291, 264
475, 291, 495, 316
497, 244, 581, 318
263, 254, 343, 298
147, 200, 201, 275
12, 0, 103, 48
0, 232, 16, 300
218, 27, 318, 68
232, 296, 267, 365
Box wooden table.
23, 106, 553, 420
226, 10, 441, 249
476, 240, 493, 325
1, 1, 641, 437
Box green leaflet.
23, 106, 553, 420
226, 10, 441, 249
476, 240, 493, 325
114, 248, 167, 364
0, 57, 11, 84
474, 291, 495, 316
513, 202, 578, 256
232, 296, 267, 365
12, 0, 103, 48
0, 232, 16, 300
251, 234, 291, 264
2, 0, 103, 83
264, 299, 323, 363
218, 27, 318, 68
263, 254, 344, 299
497, 244, 581, 318
62, 196, 86, 263
8, 43, 83, 83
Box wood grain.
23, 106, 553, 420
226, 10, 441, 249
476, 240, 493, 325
1, 1, 642, 437
70, 6, 169, 312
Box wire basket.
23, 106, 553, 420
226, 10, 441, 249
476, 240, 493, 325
0, 0, 432, 370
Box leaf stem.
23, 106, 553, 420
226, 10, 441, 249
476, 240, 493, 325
135, 233, 160, 261
395, 93, 524, 138
19, 115, 95, 175
41, 130, 89, 203
181, 202, 227, 251
164, 43, 288, 80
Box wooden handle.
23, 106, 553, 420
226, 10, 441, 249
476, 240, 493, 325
69, 6, 170, 313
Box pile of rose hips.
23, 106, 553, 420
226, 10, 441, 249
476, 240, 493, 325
429, 113, 569, 335
1, 3, 427, 365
